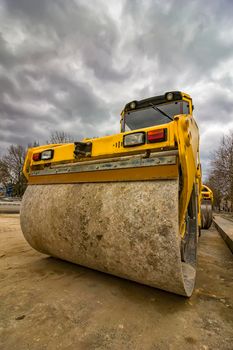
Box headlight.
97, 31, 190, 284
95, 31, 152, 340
166, 92, 173, 101
123, 132, 145, 147
129, 101, 137, 109
41, 149, 54, 160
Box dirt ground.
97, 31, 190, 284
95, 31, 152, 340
0, 214, 232, 350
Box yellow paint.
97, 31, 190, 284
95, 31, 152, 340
25, 125, 174, 170
28, 164, 178, 185
201, 185, 214, 203
196, 162, 202, 233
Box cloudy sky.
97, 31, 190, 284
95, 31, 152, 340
0, 0, 233, 178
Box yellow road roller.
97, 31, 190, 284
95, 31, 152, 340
21, 91, 205, 296
201, 185, 213, 229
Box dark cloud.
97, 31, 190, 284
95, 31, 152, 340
121, 0, 233, 88
0, 0, 233, 178
2, 0, 130, 81
0, 67, 111, 147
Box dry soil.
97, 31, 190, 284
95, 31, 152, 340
0, 214, 232, 350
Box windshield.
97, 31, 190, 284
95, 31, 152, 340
124, 101, 189, 131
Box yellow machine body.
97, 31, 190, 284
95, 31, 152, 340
201, 185, 214, 203
21, 91, 204, 296
23, 92, 201, 237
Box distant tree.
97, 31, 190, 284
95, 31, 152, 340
0, 159, 10, 189
0, 145, 27, 197
207, 132, 233, 211
47, 131, 74, 144
206, 172, 222, 211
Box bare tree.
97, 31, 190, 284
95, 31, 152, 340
206, 171, 222, 211
207, 132, 233, 211
0, 159, 10, 188
0, 145, 27, 197
47, 131, 74, 144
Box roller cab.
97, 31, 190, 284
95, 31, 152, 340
21, 91, 202, 296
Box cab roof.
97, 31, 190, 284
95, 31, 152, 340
124, 91, 191, 112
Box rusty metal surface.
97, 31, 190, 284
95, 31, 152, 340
31, 155, 177, 176
20, 181, 196, 296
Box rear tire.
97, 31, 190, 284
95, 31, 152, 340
201, 200, 213, 229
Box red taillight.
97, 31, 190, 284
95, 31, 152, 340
32, 152, 41, 161
147, 129, 166, 143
